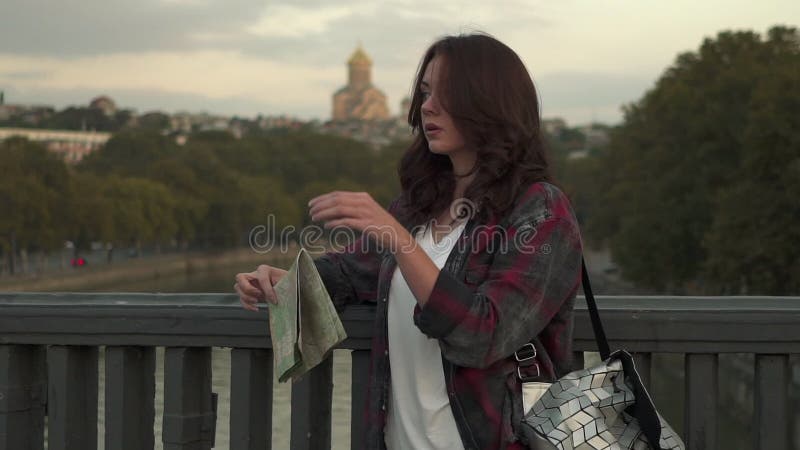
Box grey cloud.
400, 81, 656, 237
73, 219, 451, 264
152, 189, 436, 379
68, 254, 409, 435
535, 71, 652, 109
0, 0, 549, 68
0, 70, 51, 80
235, 15, 443, 69
233, 1, 552, 68
534, 71, 655, 123
2, 1, 615, 122
0, 0, 265, 56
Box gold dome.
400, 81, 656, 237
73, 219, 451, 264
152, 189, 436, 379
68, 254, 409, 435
348, 45, 372, 66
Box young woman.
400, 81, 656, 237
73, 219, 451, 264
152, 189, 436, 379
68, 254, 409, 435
235, 32, 584, 450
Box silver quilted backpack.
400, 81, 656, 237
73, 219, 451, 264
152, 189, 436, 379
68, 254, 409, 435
517, 258, 686, 450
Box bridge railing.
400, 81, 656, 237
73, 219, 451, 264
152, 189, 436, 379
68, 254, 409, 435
0, 293, 797, 449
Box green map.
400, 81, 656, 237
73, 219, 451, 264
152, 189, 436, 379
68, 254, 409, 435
269, 247, 347, 382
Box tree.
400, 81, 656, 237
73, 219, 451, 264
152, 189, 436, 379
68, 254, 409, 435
590, 26, 800, 293
148, 156, 208, 247
0, 138, 70, 257
137, 112, 171, 131
39, 107, 133, 132
69, 126, 407, 251
102, 177, 178, 251
702, 29, 800, 294
65, 173, 115, 256
78, 130, 179, 177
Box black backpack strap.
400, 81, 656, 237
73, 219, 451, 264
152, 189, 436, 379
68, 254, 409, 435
515, 256, 611, 375
582, 256, 610, 360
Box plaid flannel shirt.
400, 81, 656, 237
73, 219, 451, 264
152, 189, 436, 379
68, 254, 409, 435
314, 181, 584, 450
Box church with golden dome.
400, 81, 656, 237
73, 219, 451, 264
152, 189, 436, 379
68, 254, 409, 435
332, 45, 390, 121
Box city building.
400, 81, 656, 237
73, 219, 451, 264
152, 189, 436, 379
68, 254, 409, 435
0, 127, 111, 163
332, 45, 390, 121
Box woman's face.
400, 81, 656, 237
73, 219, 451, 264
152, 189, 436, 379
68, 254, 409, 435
420, 55, 467, 155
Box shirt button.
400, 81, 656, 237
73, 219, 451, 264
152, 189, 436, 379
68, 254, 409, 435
381, 404, 386, 411
382, 297, 387, 302
384, 350, 389, 356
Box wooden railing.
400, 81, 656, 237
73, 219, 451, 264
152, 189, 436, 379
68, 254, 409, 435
0, 294, 797, 449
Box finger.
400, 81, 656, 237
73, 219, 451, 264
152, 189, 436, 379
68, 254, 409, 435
309, 191, 360, 214
236, 273, 265, 298
246, 276, 266, 300
242, 300, 258, 312
234, 273, 260, 297
255, 266, 279, 304
311, 204, 361, 222
308, 190, 345, 207
246, 278, 266, 300
242, 272, 264, 300
308, 193, 344, 216
345, 192, 377, 212
235, 284, 260, 305
235, 284, 260, 311
269, 268, 288, 288
354, 191, 374, 205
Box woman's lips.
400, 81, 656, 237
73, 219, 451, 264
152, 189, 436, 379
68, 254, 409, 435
424, 124, 442, 137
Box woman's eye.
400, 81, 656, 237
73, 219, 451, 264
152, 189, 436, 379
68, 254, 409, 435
421, 91, 430, 100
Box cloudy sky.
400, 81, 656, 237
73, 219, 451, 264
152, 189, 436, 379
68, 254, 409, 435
0, 1, 795, 125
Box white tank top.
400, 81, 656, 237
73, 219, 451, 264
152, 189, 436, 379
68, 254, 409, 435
384, 219, 467, 450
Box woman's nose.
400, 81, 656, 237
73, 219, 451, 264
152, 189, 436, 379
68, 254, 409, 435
421, 96, 436, 115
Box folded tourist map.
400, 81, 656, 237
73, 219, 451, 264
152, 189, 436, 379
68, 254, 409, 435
269, 247, 347, 382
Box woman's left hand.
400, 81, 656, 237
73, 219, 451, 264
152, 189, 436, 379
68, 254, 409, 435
308, 191, 412, 252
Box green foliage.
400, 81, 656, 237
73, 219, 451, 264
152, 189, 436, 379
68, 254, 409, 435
0, 175, 56, 251
65, 173, 115, 251
78, 130, 180, 177
104, 177, 179, 246
586, 26, 800, 294
0, 138, 70, 252
702, 44, 800, 295
369, 139, 405, 206
83, 129, 403, 249
0, 126, 407, 256
137, 112, 171, 131
38, 107, 133, 131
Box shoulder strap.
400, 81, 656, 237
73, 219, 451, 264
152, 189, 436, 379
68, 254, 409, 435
515, 256, 611, 377
582, 256, 610, 360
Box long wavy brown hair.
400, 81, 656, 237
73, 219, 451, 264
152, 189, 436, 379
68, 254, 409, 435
396, 32, 553, 228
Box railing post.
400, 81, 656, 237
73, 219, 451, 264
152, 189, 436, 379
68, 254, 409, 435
291, 355, 333, 450
0, 345, 46, 450
350, 350, 370, 450
230, 348, 273, 450
47, 345, 99, 450
685, 353, 717, 450
162, 347, 215, 450
104, 346, 156, 450
754, 354, 789, 450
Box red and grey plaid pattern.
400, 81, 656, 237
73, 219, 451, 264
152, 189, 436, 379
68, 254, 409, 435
314, 182, 584, 450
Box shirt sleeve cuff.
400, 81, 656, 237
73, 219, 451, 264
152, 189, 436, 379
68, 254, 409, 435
412, 268, 475, 338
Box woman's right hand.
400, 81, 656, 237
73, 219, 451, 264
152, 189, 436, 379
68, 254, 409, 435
234, 264, 288, 311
